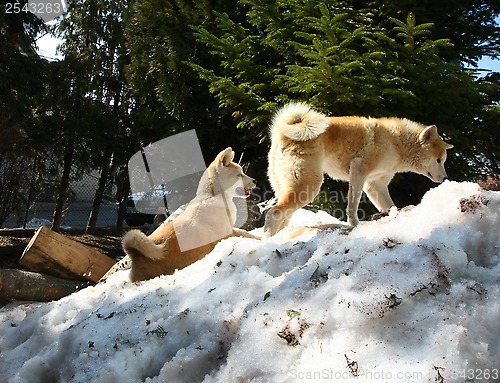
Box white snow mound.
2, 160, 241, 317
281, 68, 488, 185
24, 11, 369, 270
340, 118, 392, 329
0, 181, 499, 383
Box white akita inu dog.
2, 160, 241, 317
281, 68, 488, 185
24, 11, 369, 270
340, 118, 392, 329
122, 147, 258, 282
264, 102, 453, 236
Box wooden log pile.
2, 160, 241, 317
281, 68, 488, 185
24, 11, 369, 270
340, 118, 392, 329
0, 227, 117, 303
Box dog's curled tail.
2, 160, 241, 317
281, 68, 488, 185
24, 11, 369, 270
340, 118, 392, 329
271, 102, 330, 141
122, 229, 164, 261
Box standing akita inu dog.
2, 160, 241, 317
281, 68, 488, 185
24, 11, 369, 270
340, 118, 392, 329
122, 147, 258, 282
264, 102, 453, 236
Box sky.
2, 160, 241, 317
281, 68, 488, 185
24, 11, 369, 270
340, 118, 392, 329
35, 31, 63, 61
477, 55, 500, 74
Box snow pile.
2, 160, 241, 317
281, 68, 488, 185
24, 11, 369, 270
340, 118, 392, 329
1, 181, 499, 383
24, 218, 71, 230
25, 218, 52, 229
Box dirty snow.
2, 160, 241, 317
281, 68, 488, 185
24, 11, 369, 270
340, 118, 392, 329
0, 181, 499, 383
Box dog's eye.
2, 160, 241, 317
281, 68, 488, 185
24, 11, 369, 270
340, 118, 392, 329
436, 158, 441, 164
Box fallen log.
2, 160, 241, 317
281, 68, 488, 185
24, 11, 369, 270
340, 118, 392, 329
0, 269, 92, 302
19, 227, 117, 282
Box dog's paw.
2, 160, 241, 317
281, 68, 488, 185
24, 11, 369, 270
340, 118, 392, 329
347, 216, 359, 227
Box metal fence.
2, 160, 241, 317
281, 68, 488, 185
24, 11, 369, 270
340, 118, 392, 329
2, 165, 125, 230
1, 131, 272, 231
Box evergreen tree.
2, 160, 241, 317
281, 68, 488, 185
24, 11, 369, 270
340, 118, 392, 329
362, 0, 500, 63
124, 0, 499, 214
191, 0, 499, 185
47, 0, 134, 231
0, 1, 46, 227
32, 57, 110, 231
124, 0, 258, 161
1, 0, 46, 123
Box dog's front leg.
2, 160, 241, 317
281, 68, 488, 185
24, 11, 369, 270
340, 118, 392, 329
363, 175, 395, 212
347, 158, 367, 227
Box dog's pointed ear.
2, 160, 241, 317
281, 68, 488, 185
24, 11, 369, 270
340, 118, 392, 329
444, 142, 454, 150
419, 125, 438, 143
216, 147, 235, 167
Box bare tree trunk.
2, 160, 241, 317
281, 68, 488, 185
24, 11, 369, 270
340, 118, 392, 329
52, 143, 74, 232
87, 83, 124, 233
115, 167, 129, 232
86, 147, 113, 233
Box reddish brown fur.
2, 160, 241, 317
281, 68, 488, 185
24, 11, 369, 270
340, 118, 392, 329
264, 103, 453, 236
122, 148, 259, 282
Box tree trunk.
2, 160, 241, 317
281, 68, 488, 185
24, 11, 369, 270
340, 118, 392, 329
86, 147, 113, 233
52, 142, 74, 232
88, 82, 123, 233
115, 167, 129, 231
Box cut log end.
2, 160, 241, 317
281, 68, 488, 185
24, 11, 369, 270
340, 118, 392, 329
19, 227, 117, 282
